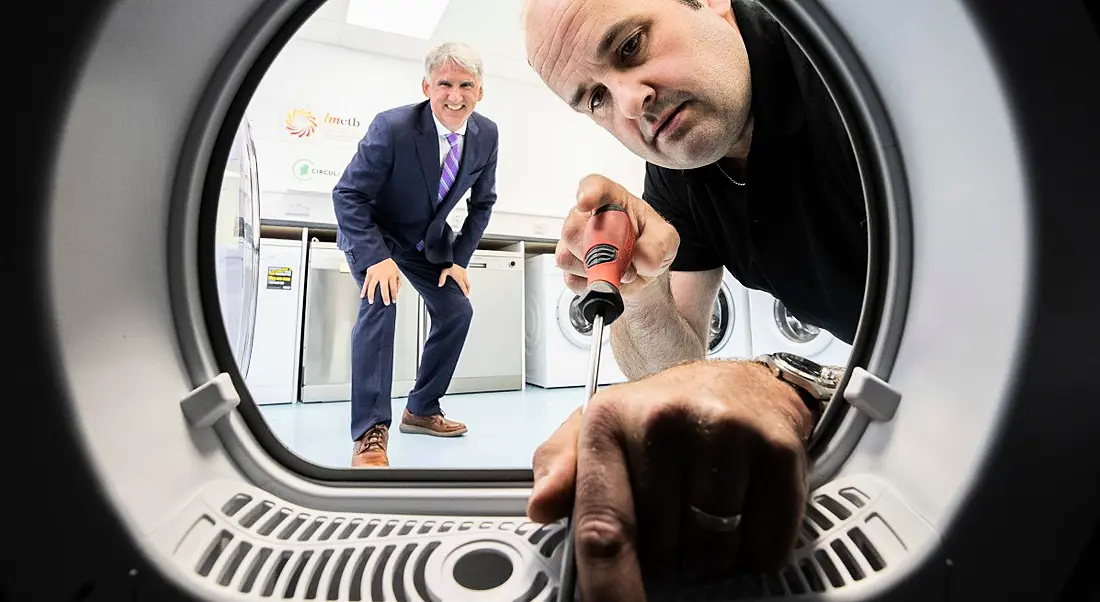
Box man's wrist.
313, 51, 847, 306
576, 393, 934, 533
621, 273, 673, 316
743, 360, 819, 442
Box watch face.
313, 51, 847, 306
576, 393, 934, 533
774, 352, 825, 380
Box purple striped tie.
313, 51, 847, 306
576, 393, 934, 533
437, 132, 461, 205
417, 132, 462, 252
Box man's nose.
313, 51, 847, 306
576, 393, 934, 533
610, 77, 653, 121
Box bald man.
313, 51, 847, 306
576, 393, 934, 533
522, 0, 868, 598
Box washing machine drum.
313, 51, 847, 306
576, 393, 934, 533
557, 288, 610, 348
708, 288, 734, 353
773, 298, 821, 344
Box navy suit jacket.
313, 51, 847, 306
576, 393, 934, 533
333, 101, 499, 272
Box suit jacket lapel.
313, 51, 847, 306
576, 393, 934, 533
456, 116, 479, 186
414, 103, 440, 209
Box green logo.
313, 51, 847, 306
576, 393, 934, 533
292, 158, 314, 181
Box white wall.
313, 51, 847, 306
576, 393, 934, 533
245, 37, 646, 236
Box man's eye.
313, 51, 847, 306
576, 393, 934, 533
588, 87, 606, 112
621, 32, 641, 58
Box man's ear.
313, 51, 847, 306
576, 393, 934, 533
422, 78, 430, 97
704, 0, 736, 26
478, 86, 484, 101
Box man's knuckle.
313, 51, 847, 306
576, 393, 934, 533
698, 411, 748, 446
562, 215, 583, 237
761, 430, 808, 471
531, 441, 556, 469
660, 233, 680, 257
574, 509, 632, 560
640, 399, 690, 433
585, 394, 620, 425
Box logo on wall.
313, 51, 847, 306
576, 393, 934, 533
284, 108, 318, 138
292, 158, 340, 182
292, 158, 315, 180
284, 107, 362, 141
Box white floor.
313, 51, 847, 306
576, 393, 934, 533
258, 386, 590, 470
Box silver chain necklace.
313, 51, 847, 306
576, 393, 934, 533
715, 162, 747, 187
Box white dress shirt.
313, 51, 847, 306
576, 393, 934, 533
432, 113, 467, 167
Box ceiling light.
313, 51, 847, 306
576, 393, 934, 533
345, 0, 450, 39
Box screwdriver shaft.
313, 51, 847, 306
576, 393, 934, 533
582, 313, 605, 402
556, 312, 605, 602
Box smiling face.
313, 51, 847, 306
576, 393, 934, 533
423, 60, 484, 131
524, 0, 753, 169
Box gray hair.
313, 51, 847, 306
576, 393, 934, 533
424, 42, 484, 81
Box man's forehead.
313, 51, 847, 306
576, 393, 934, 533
525, 0, 620, 92
429, 64, 477, 83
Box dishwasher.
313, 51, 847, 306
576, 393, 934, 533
299, 240, 421, 402
420, 248, 525, 395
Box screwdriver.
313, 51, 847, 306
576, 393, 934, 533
557, 203, 636, 602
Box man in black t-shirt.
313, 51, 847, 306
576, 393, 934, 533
521, 0, 868, 598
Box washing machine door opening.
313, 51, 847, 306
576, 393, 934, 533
182, 0, 906, 492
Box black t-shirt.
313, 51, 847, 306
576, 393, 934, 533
643, 0, 867, 344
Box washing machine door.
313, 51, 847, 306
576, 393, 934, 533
707, 280, 735, 355
557, 287, 611, 349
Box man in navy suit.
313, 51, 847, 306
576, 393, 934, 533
332, 42, 499, 467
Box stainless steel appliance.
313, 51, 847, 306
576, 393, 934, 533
421, 247, 525, 394
300, 240, 421, 402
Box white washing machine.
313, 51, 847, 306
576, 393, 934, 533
706, 271, 754, 361
747, 288, 853, 368
525, 254, 628, 388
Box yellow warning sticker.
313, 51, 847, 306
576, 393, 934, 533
266, 266, 293, 290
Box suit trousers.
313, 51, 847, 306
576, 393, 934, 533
347, 247, 473, 441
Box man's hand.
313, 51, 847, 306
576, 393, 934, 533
439, 264, 471, 296
528, 360, 814, 600
557, 174, 680, 300
362, 258, 401, 305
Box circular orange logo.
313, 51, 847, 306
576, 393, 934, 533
284, 109, 317, 138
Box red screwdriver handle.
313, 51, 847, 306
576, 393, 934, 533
582, 204, 635, 288
579, 204, 636, 325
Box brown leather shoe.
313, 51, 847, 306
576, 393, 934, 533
352, 424, 389, 467
399, 409, 467, 437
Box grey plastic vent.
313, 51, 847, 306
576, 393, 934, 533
151, 476, 932, 601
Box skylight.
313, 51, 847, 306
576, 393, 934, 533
345, 0, 450, 39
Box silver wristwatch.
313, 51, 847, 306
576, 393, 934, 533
754, 352, 844, 414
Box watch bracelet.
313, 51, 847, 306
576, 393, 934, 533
753, 357, 828, 436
